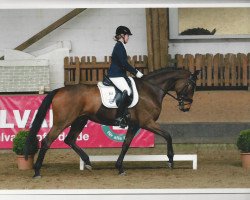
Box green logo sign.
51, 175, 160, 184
101, 125, 140, 142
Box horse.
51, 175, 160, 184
24, 68, 200, 178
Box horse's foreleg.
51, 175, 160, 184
143, 121, 174, 169
33, 126, 64, 178
64, 116, 92, 170
115, 124, 140, 175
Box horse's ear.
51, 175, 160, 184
193, 70, 201, 77
192, 70, 201, 78
191, 70, 201, 80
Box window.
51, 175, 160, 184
169, 8, 250, 39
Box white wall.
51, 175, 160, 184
0, 9, 147, 61
1, 9, 250, 60
0, 9, 70, 52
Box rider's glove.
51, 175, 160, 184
136, 70, 143, 78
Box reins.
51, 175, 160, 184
166, 91, 179, 101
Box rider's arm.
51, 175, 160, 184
115, 43, 142, 77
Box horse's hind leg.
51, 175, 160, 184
143, 121, 174, 169
115, 124, 140, 175
33, 126, 64, 178
64, 116, 92, 170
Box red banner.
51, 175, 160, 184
0, 95, 154, 149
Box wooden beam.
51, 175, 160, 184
159, 8, 168, 68
145, 8, 169, 71
152, 8, 161, 70
14, 8, 86, 51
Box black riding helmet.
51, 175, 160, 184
116, 26, 132, 36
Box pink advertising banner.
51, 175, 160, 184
0, 95, 154, 149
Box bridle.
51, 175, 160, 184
166, 75, 197, 107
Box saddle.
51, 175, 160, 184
97, 75, 139, 108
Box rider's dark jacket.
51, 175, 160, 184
108, 41, 138, 77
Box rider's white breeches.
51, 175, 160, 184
109, 77, 132, 96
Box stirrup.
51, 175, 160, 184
115, 117, 127, 128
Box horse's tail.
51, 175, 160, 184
24, 89, 59, 159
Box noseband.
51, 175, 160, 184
166, 75, 196, 106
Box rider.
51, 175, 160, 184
108, 25, 144, 128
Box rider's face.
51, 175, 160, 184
124, 34, 129, 44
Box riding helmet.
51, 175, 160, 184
116, 26, 132, 36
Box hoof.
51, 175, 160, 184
119, 171, 126, 176
85, 165, 92, 171
168, 162, 174, 169
33, 175, 42, 179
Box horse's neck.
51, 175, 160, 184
145, 70, 179, 92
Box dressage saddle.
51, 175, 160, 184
102, 75, 133, 128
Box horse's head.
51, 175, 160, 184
174, 70, 200, 112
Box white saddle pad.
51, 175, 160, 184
97, 77, 139, 108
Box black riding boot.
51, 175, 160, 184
116, 90, 129, 128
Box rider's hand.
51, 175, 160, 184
136, 70, 143, 78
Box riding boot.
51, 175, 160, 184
116, 90, 129, 128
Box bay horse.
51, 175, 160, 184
24, 68, 200, 178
